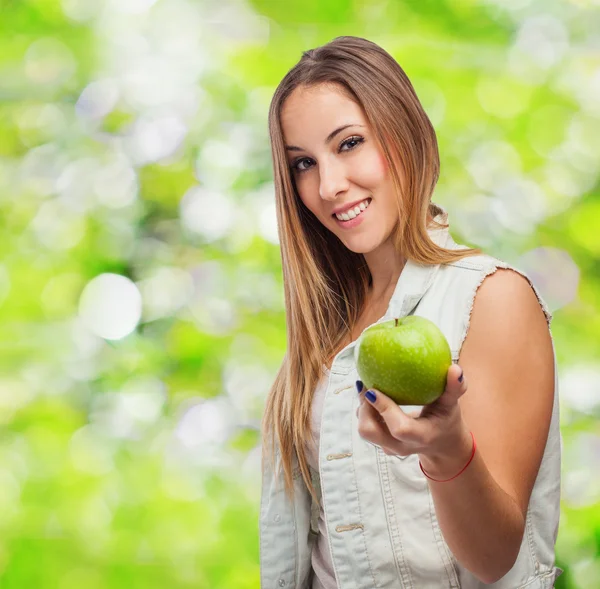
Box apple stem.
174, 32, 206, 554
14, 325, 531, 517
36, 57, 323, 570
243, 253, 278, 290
395, 318, 398, 327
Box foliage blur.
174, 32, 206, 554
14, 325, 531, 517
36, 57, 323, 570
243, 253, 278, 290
0, 0, 598, 587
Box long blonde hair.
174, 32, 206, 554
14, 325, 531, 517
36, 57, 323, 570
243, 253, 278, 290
261, 36, 482, 505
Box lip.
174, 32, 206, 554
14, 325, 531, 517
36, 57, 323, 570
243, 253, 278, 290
333, 199, 371, 230
331, 197, 372, 216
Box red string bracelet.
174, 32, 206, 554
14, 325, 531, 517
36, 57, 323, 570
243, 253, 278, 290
419, 431, 476, 483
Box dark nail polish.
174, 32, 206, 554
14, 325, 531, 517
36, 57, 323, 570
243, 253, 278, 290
356, 380, 363, 393
458, 370, 464, 383
366, 390, 376, 403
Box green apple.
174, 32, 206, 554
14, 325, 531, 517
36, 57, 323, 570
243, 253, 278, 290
354, 316, 452, 405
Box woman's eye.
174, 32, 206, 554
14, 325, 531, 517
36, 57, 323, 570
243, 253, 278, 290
341, 136, 364, 151
290, 136, 364, 174
292, 158, 313, 173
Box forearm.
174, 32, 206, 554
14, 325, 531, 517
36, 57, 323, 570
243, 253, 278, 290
418, 426, 525, 585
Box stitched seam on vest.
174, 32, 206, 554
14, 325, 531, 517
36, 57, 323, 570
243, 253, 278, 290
349, 440, 379, 588
516, 568, 559, 589
447, 259, 487, 270
427, 483, 460, 588
525, 506, 539, 574
378, 451, 413, 589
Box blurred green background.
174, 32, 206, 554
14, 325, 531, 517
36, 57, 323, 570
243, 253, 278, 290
0, 0, 598, 587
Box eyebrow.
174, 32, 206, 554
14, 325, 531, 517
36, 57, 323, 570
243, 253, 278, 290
285, 123, 364, 152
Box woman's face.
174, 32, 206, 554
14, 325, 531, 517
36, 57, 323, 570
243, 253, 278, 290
281, 84, 400, 253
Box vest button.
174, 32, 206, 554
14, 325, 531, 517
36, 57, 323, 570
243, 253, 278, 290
278, 579, 286, 587
273, 514, 281, 523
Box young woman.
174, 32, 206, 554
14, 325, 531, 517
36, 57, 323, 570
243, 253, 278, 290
259, 36, 562, 588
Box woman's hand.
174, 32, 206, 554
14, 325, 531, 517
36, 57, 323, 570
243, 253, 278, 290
356, 364, 470, 464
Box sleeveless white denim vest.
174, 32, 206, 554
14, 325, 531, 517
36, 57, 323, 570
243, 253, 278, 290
259, 205, 563, 588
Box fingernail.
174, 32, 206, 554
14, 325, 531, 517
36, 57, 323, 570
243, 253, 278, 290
356, 380, 363, 394
458, 370, 464, 383
365, 390, 376, 403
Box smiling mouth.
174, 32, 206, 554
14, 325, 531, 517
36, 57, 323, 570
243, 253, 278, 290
332, 197, 372, 221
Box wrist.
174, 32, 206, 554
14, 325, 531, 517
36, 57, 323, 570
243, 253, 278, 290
418, 425, 474, 481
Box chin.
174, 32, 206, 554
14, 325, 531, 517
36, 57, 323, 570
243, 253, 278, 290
341, 236, 381, 255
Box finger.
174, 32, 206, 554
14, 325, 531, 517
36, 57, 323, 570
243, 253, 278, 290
363, 388, 425, 442
435, 364, 468, 408
359, 394, 385, 422
357, 393, 403, 449
357, 392, 383, 422
357, 402, 413, 456
357, 403, 385, 422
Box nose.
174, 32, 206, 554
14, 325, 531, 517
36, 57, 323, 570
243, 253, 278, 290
319, 159, 350, 202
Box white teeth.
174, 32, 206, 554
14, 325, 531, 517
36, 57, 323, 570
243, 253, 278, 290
335, 198, 371, 221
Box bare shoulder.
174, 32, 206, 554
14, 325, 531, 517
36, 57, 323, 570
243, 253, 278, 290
457, 267, 555, 519
472, 267, 551, 323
